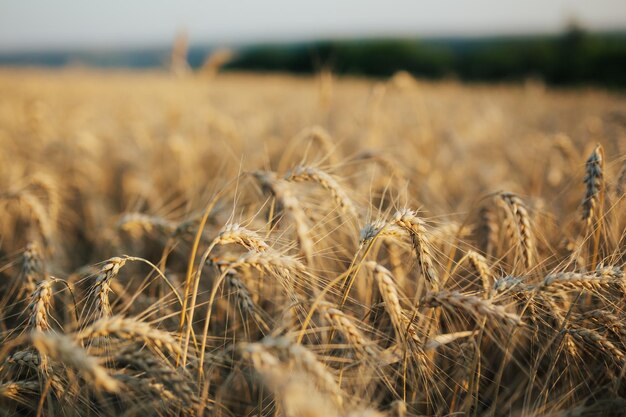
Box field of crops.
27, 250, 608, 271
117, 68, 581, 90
0, 68, 625, 416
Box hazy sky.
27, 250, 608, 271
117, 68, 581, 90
1, 0, 626, 52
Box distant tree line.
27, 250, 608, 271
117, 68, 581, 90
224, 27, 626, 87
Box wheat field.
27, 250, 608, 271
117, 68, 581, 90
0, 68, 625, 417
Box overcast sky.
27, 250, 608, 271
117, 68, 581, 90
1, 0, 626, 52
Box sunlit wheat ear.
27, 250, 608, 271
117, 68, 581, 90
582, 143, 605, 226
392, 208, 439, 289
116, 212, 176, 238
540, 268, 623, 292
21, 241, 44, 296
365, 262, 405, 339
422, 290, 523, 326
478, 205, 499, 258
251, 170, 313, 263
91, 257, 127, 319
259, 337, 345, 409
359, 219, 405, 244
76, 315, 182, 357
497, 192, 535, 271
25, 278, 56, 375
30, 331, 120, 393
214, 223, 269, 252
324, 307, 379, 358
284, 165, 358, 218
228, 250, 307, 281
27, 278, 53, 331
466, 250, 493, 298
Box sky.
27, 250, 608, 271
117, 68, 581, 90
1, 0, 626, 52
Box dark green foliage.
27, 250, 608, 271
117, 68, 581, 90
226, 29, 626, 87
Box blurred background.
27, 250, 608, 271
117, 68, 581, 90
1, 0, 626, 86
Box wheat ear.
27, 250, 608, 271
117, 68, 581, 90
30, 331, 119, 392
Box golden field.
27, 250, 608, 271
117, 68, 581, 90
0, 68, 625, 416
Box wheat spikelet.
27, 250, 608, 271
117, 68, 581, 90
115, 373, 180, 404
227, 250, 306, 280
91, 257, 127, 318
498, 192, 535, 270
565, 327, 624, 362
30, 331, 119, 392
225, 270, 256, 314
359, 220, 404, 244
76, 315, 182, 356
365, 261, 406, 340
578, 310, 626, 337
285, 165, 358, 218
540, 269, 623, 292
493, 275, 531, 293
0, 380, 39, 403
422, 290, 523, 326
214, 223, 269, 252
224, 269, 269, 331
115, 350, 196, 405
6, 350, 41, 369
466, 250, 493, 298
27, 278, 53, 331
582, 144, 605, 225
325, 307, 379, 358
21, 242, 44, 297
392, 208, 439, 289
